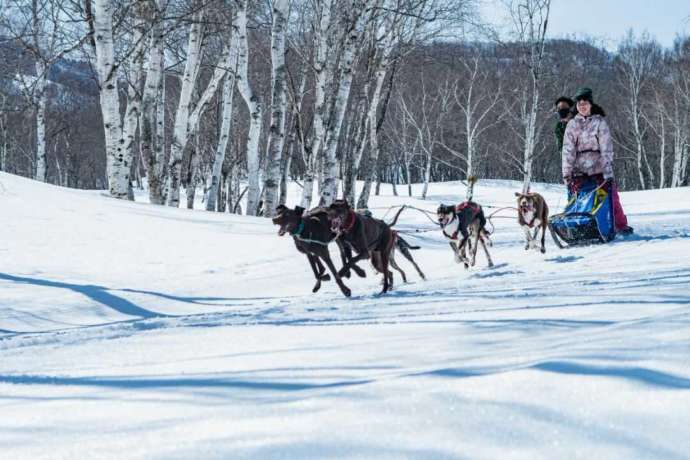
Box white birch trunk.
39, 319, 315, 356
262, 0, 289, 217
319, 20, 361, 206
122, 28, 146, 200
300, 0, 332, 209
631, 93, 648, 189
521, 69, 539, 193
34, 60, 48, 182
166, 11, 203, 207
93, 0, 129, 199
235, 1, 263, 216
205, 55, 238, 211
356, 62, 387, 209
657, 108, 666, 189
155, 74, 166, 188
421, 150, 431, 199
140, 20, 166, 204
671, 131, 687, 188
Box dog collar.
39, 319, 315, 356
290, 220, 305, 236
342, 210, 356, 233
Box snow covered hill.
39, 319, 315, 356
1, 171, 690, 459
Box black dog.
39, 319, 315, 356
272, 205, 363, 297
437, 202, 494, 268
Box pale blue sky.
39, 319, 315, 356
480, 0, 690, 49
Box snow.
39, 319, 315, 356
1, 171, 690, 459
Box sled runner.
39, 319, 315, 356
548, 176, 616, 248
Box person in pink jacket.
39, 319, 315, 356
562, 87, 633, 235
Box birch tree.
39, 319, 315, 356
205, 34, 240, 212
262, 0, 290, 217
507, 0, 551, 193
139, 0, 168, 204
300, 0, 332, 209
668, 37, 690, 187
616, 32, 661, 190
234, 0, 263, 216
436, 53, 503, 180
318, 0, 371, 206
3, 0, 87, 183
396, 75, 452, 200
165, 10, 204, 207
89, 0, 130, 198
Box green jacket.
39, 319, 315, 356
555, 120, 568, 152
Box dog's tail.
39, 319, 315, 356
387, 205, 406, 227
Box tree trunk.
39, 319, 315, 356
92, 0, 129, 199
205, 61, 238, 211
421, 151, 431, 199
140, 14, 166, 204
300, 0, 332, 209
262, 0, 289, 217
235, 1, 263, 216
166, 11, 204, 207
319, 18, 362, 206
34, 60, 48, 182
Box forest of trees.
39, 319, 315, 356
1, 0, 689, 216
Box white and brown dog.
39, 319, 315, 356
515, 191, 549, 253
437, 202, 494, 269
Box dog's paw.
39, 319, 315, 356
319, 273, 331, 281
312, 282, 322, 293
524, 244, 529, 251
540, 247, 546, 254
341, 286, 351, 297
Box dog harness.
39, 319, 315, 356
443, 202, 481, 240
341, 210, 357, 233
290, 220, 330, 246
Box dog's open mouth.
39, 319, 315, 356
330, 217, 342, 234
278, 226, 288, 236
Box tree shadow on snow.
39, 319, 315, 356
0, 273, 166, 319
416, 360, 690, 390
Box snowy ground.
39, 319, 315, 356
1, 171, 690, 459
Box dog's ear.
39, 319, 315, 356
275, 204, 287, 214
514, 192, 522, 197
294, 206, 305, 216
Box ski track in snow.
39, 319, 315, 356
1, 172, 690, 459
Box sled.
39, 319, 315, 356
548, 177, 616, 248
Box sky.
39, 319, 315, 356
479, 0, 690, 50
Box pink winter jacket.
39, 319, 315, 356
561, 114, 614, 180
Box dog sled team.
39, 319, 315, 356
272, 87, 633, 296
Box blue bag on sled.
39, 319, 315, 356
548, 177, 615, 247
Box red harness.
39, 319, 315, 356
442, 201, 481, 240
341, 210, 357, 233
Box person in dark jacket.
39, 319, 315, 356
554, 96, 574, 152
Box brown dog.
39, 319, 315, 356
326, 199, 398, 294
515, 191, 549, 253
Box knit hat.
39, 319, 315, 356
574, 87, 593, 103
